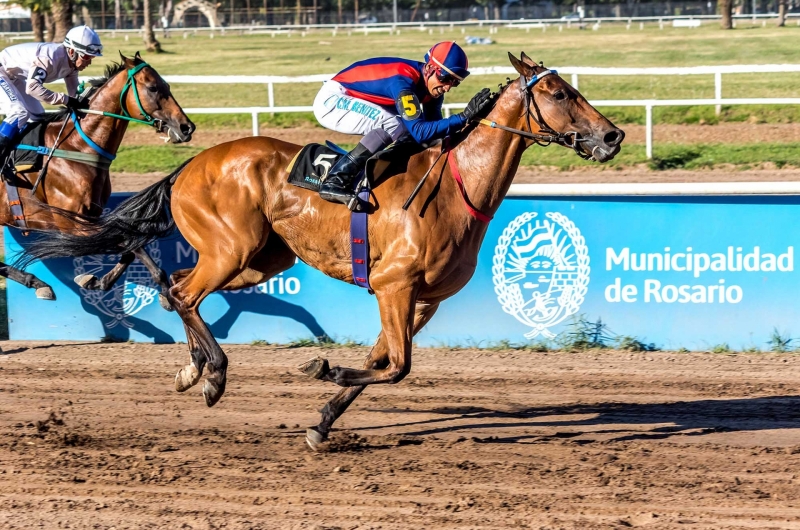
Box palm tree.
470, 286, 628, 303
718, 0, 733, 29
19, 0, 49, 41
777, 0, 787, 27
50, 0, 71, 42
143, 0, 162, 52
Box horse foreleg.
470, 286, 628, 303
306, 301, 439, 450
75, 252, 135, 290
0, 261, 55, 300
133, 248, 173, 311
299, 285, 418, 387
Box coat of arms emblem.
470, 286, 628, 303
493, 212, 590, 338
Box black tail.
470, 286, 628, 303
16, 158, 193, 268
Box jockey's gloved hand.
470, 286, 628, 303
65, 96, 89, 112
459, 88, 493, 122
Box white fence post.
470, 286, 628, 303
714, 72, 722, 116
645, 103, 653, 159
267, 82, 275, 117
571, 73, 579, 90
252, 111, 259, 136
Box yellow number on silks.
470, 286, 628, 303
401, 95, 417, 116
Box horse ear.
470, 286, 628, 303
134, 51, 142, 61
119, 51, 127, 62
508, 52, 531, 76
520, 51, 536, 67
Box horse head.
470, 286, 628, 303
116, 52, 195, 143
505, 51, 624, 162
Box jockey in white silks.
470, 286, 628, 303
0, 25, 103, 163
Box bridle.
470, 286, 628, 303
69, 62, 171, 160
476, 68, 593, 161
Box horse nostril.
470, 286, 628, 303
180, 123, 193, 136
603, 129, 623, 147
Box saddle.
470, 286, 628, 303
11, 121, 47, 173
286, 140, 426, 196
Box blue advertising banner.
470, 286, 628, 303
6, 193, 800, 350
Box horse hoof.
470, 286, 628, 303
298, 356, 330, 380
35, 286, 56, 300
175, 364, 200, 392
159, 293, 174, 312
74, 274, 97, 289
202, 379, 224, 408
306, 427, 327, 451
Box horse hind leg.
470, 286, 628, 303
170, 267, 205, 393
0, 261, 56, 300
75, 252, 135, 291
133, 247, 173, 311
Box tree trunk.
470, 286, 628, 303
51, 0, 72, 42
115, 0, 122, 29
337, 0, 341, 24
410, 0, 420, 22
143, 0, 162, 52
45, 12, 56, 42
718, 0, 733, 29
81, 5, 93, 27
354, 0, 358, 23
777, 0, 787, 26
31, 9, 44, 42
131, 0, 140, 28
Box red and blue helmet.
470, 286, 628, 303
424, 41, 470, 82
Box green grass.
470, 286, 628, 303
47, 24, 800, 126
114, 141, 800, 173
112, 145, 205, 173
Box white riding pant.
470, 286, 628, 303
313, 80, 409, 142
0, 68, 44, 133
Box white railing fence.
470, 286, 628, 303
154, 64, 800, 159
2, 12, 799, 40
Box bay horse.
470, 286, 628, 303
3, 52, 193, 303
19, 53, 623, 450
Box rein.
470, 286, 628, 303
406, 66, 593, 222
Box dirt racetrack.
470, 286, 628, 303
3, 343, 800, 529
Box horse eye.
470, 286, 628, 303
554, 91, 567, 101
147, 86, 158, 93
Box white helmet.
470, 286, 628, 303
63, 25, 103, 57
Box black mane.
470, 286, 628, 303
40, 60, 134, 125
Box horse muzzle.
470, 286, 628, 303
583, 127, 625, 163
157, 119, 195, 144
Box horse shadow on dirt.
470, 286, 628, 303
359, 396, 800, 443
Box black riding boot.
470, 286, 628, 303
0, 134, 16, 179
319, 143, 373, 205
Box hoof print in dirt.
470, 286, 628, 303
298, 356, 330, 379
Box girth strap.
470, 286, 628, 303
16, 144, 113, 170
445, 142, 492, 223
5, 180, 28, 234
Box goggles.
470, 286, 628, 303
434, 68, 461, 87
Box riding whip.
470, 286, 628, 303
30, 116, 69, 196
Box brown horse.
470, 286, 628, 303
4, 52, 193, 302
20, 53, 623, 449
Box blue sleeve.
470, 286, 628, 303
405, 113, 466, 144
391, 83, 466, 144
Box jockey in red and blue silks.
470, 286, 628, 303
312, 41, 492, 206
